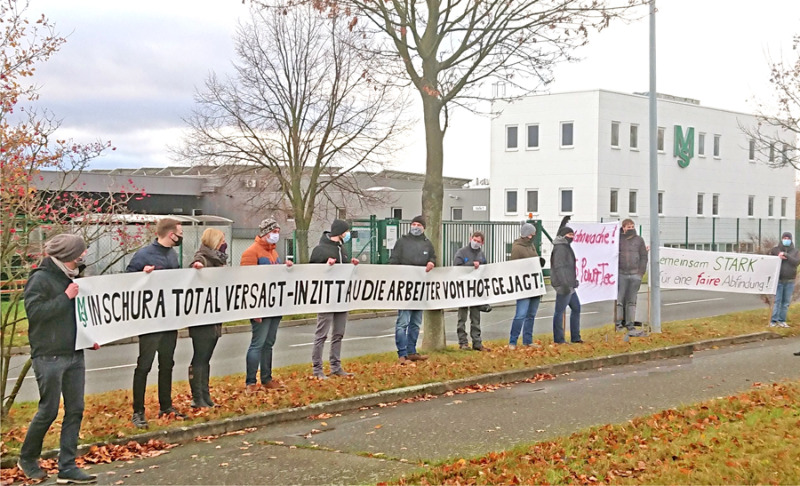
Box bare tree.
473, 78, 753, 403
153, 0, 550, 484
743, 33, 800, 170
177, 5, 406, 262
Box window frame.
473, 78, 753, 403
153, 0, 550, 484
628, 190, 638, 215
560, 188, 574, 214
525, 123, 540, 150
629, 124, 639, 150
609, 189, 619, 215
611, 121, 620, 148
505, 125, 519, 151
657, 127, 665, 152
712, 194, 719, 216
697, 193, 704, 216
560, 121, 574, 148
526, 189, 539, 214
451, 207, 463, 221
505, 189, 518, 214
698, 132, 706, 157
747, 195, 755, 217
713, 134, 721, 158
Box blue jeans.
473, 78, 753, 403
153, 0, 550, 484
395, 310, 422, 357
509, 296, 541, 345
553, 291, 581, 343
20, 352, 85, 472
771, 280, 795, 323
245, 316, 282, 385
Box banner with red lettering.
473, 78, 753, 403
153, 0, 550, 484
569, 222, 620, 304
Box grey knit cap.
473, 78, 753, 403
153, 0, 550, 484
520, 223, 536, 238
45, 234, 86, 262
258, 218, 280, 236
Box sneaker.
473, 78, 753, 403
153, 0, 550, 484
615, 322, 625, 331
571, 340, 585, 344
794, 351, 800, 356
17, 459, 48, 481
407, 353, 428, 361
768, 321, 779, 327
778, 322, 790, 328
330, 369, 354, 377
458, 343, 471, 350
523, 343, 542, 349
131, 412, 149, 429
312, 372, 328, 380
473, 345, 491, 352
262, 380, 286, 390
56, 468, 97, 484
397, 356, 410, 365
245, 384, 261, 395
158, 407, 187, 419
507, 344, 517, 350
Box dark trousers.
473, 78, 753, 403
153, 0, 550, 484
132, 330, 177, 414
553, 291, 581, 343
190, 325, 219, 372
456, 306, 482, 347
20, 351, 85, 472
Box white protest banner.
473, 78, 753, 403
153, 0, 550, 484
569, 222, 620, 304
658, 247, 780, 294
74, 259, 545, 349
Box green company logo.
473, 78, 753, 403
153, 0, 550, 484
674, 125, 695, 168
76, 297, 89, 327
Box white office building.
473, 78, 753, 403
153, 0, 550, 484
490, 89, 797, 249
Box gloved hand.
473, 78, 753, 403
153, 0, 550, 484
539, 257, 546, 268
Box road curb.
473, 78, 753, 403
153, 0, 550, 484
0, 330, 781, 469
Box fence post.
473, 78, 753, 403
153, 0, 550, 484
736, 218, 740, 251
711, 217, 716, 251
758, 218, 762, 245
685, 216, 689, 248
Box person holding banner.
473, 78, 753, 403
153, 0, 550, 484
617, 219, 648, 331
309, 219, 360, 379
508, 223, 544, 349
241, 218, 292, 394
128, 218, 186, 429
187, 228, 228, 408
454, 231, 489, 351
390, 215, 435, 364
769, 232, 800, 328
17, 234, 98, 484
550, 222, 583, 344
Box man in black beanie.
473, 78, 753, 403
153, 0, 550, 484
389, 215, 435, 363
550, 224, 582, 344
18, 233, 97, 484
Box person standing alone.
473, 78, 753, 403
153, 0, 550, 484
616, 219, 648, 331
770, 231, 800, 328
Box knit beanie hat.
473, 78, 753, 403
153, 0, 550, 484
45, 234, 86, 262
782, 232, 792, 240
331, 219, 350, 236
411, 215, 426, 228
520, 223, 536, 238
557, 226, 575, 237
258, 218, 280, 236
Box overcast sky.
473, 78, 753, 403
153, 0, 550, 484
26, 0, 800, 178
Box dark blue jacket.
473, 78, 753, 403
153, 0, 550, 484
389, 233, 436, 266
24, 258, 79, 357
126, 239, 180, 272
310, 232, 350, 264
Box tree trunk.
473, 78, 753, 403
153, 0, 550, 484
294, 214, 312, 264
420, 95, 446, 351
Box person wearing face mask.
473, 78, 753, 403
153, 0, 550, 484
187, 228, 228, 408
309, 219, 360, 379
508, 223, 545, 349
389, 215, 436, 364
550, 218, 582, 344
17, 234, 98, 484
127, 217, 186, 429
616, 219, 648, 332
240, 218, 293, 394
453, 231, 489, 351
769, 232, 800, 329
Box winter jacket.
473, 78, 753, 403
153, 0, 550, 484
453, 244, 486, 266
240, 236, 281, 266
126, 239, 180, 272
23, 257, 80, 357
310, 232, 350, 264
770, 243, 800, 281
549, 235, 578, 294
618, 229, 648, 276
389, 233, 436, 266
190, 245, 226, 338
510, 237, 539, 261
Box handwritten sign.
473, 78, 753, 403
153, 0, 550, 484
658, 247, 780, 294
570, 222, 620, 304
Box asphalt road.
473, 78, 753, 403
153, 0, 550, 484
6, 288, 769, 402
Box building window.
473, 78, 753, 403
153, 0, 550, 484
698, 132, 706, 156
610, 189, 619, 214
561, 122, 574, 147
505, 189, 518, 214
747, 195, 755, 217
657, 127, 665, 152
526, 124, 539, 149
781, 197, 787, 217
658, 191, 664, 215
712, 194, 719, 216
768, 197, 774, 217
629, 190, 637, 214
506, 125, 518, 150
336, 207, 347, 219
697, 193, 704, 215
769, 143, 775, 163
630, 124, 639, 150
611, 121, 620, 148
560, 189, 573, 213
391, 207, 403, 220
783, 143, 791, 164
526, 190, 539, 214
451, 207, 463, 221
713, 134, 721, 157
748, 139, 755, 161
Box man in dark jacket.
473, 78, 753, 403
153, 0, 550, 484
18, 233, 97, 484
309, 219, 359, 378
127, 218, 185, 429
769, 231, 800, 328
454, 231, 488, 351
550, 224, 582, 344
617, 219, 648, 331
389, 215, 435, 363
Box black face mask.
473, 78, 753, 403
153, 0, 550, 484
623, 229, 634, 236
218, 242, 228, 254
565, 236, 574, 244
172, 234, 183, 246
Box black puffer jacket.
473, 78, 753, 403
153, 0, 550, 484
770, 243, 800, 281
24, 257, 80, 357
126, 239, 179, 272
390, 233, 436, 266
310, 232, 350, 264
549, 236, 578, 294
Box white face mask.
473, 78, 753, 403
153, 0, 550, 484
470, 241, 482, 250
266, 233, 280, 244
410, 227, 424, 236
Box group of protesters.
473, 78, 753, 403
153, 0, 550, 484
18, 212, 800, 483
